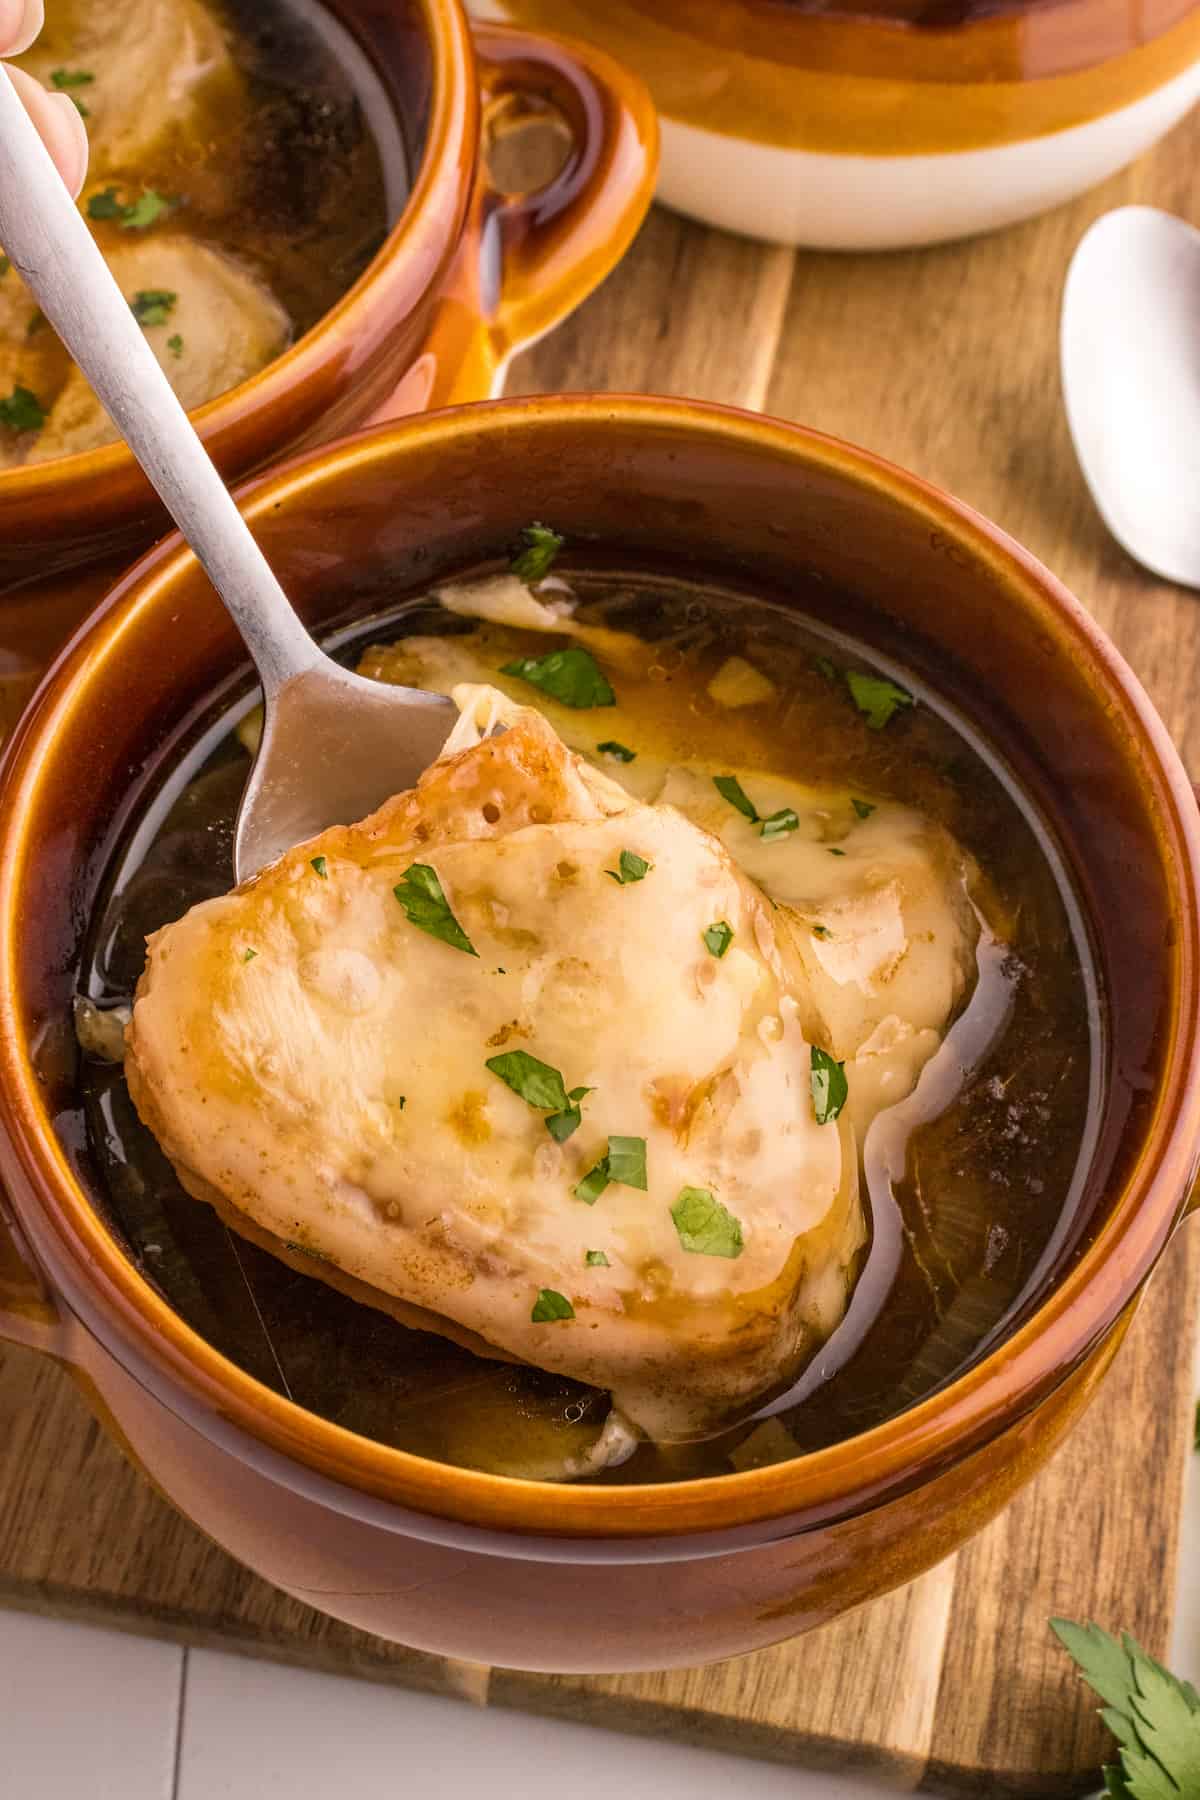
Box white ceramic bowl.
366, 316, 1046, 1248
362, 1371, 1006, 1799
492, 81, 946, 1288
471, 0, 1200, 248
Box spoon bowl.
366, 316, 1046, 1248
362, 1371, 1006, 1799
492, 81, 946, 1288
0, 66, 453, 882
1062, 204, 1200, 590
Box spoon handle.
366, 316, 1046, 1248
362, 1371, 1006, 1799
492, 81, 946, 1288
0, 67, 319, 698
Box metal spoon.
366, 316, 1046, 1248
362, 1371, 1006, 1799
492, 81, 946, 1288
1061, 205, 1200, 589
0, 67, 454, 881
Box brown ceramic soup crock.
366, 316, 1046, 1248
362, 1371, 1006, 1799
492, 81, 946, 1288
0, 1, 656, 692
0, 396, 1198, 1674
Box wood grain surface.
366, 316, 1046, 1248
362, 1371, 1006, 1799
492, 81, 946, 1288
4, 104, 1200, 1797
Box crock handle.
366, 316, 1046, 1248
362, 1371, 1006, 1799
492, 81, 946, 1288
367, 22, 657, 420
0, 1195, 62, 1355
470, 22, 658, 357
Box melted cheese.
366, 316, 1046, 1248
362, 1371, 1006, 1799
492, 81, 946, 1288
128, 701, 865, 1440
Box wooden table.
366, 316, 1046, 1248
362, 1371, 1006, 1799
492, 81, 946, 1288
3, 105, 1200, 1796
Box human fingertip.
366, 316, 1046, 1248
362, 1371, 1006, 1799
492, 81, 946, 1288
48, 89, 89, 197
2, 0, 45, 58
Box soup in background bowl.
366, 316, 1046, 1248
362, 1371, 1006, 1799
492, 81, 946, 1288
469, 0, 1200, 247
0, 0, 656, 685
0, 396, 1197, 1674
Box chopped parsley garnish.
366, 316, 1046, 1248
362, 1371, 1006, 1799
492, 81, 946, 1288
0, 257, 9, 278
87, 187, 126, 220
852, 797, 876, 818
714, 777, 802, 843
811, 1046, 848, 1124
310, 855, 328, 878
597, 740, 636, 763
584, 1249, 609, 1267
89, 187, 177, 231
167, 333, 184, 357
671, 1187, 744, 1259
712, 774, 759, 824
760, 807, 799, 843
0, 385, 46, 432
607, 1135, 647, 1190
123, 190, 174, 231
398, 1096, 407, 1110
242, 948, 258, 963
846, 669, 913, 731
26, 309, 46, 338
393, 863, 477, 956
703, 921, 733, 958
501, 646, 615, 709
485, 1049, 591, 1142
130, 288, 178, 328
511, 521, 563, 585
531, 1287, 574, 1323
828, 846, 846, 856
573, 1134, 647, 1202
606, 849, 651, 885
546, 1099, 590, 1144
811, 924, 831, 939
574, 1157, 610, 1205
814, 656, 838, 682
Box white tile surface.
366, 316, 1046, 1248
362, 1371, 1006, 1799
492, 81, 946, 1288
176, 1651, 887, 1800
0, 1611, 182, 1800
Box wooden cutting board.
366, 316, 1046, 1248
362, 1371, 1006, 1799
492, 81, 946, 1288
4, 103, 1200, 1797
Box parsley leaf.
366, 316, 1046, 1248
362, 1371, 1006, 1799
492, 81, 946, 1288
88, 187, 176, 231
511, 521, 564, 585
393, 863, 477, 956
0, 257, 9, 278
574, 1134, 647, 1201
574, 1156, 610, 1204
1053, 1619, 1200, 1800
597, 740, 636, 762
814, 655, 838, 682
25, 309, 46, 338
828, 847, 846, 857
671, 1187, 743, 1258
167, 333, 184, 357
486, 1049, 571, 1112
310, 855, 328, 878
712, 774, 759, 823
0, 385, 46, 432
761, 807, 799, 843
811, 1047, 848, 1124
606, 849, 651, 885
486, 1051, 592, 1142
703, 920, 733, 958
584, 1249, 609, 1267
812, 924, 831, 939
852, 797, 876, 818
607, 1135, 647, 1190
531, 1288, 574, 1322
122, 191, 174, 231
241, 948, 258, 963
846, 669, 913, 731
130, 289, 178, 328
501, 646, 615, 709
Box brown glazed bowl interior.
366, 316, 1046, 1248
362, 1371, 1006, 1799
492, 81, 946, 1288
1, 395, 1199, 1561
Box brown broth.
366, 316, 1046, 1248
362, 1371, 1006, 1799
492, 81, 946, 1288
2, 0, 400, 458
76, 573, 1100, 1484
